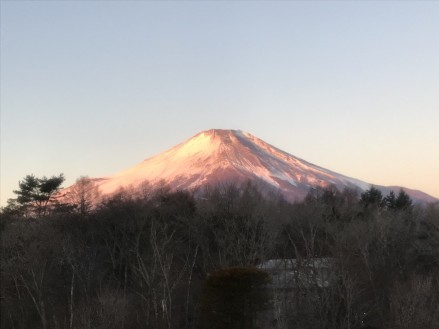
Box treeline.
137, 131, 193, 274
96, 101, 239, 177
1, 179, 439, 329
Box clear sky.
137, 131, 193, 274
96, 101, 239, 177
1, 1, 438, 206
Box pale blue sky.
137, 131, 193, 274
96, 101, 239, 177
1, 1, 438, 205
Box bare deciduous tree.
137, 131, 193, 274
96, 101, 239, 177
67, 176, 100, 216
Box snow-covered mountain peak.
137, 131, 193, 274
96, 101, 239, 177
63, 129, 437, 204
158, 129, 265, 165
174, 129, 247, 152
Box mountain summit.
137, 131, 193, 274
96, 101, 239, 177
79, 129, 437, 203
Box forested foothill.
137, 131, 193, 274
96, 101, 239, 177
1, 176, 439, 329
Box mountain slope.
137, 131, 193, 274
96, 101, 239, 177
71, 129, 437, 203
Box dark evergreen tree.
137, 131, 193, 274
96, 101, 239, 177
360, 186, 383, 208
11, 174, 65, 217
395, 189, 413, 211
383, 191, 397, 210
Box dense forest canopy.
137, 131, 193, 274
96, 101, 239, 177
1, 176, 439, 329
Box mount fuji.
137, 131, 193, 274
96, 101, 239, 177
68, 129, 437, 203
